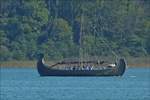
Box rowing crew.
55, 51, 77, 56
66, 66, 94, 71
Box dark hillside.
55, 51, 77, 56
0, 0, 150, 61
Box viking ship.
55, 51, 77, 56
37, 54, 126, 76
37, 1, 126, 76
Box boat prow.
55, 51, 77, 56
37, 54, 126, 76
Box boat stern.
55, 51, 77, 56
116, 58, 126, 76
37, 53, 46, 76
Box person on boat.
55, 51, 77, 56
98, 60, 105, 64
86, 66, 91, 70
100, 61, 105, 64
82, 66, 86, 70
72, 66, 76, 70
81, 66, 84, 70
89, 66, 93, 70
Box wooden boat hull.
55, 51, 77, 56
37, 54, 126, 76
37, 68, 118, 76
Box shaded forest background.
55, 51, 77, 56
0, 0, 150, 61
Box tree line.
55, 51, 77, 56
0, 0, 150, 61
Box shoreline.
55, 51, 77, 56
1, 59, 150, 68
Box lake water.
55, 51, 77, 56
0, 67, 150, 100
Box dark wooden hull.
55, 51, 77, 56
37, 56, 126, 76
37, 68, 119, 76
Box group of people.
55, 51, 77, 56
67, 65, 94, 71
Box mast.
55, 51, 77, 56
55, 0, 58, 19
79, 4, 84, 67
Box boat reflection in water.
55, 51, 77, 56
37, 54, 126, 76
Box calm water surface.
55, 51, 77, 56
0, 67, 150, 100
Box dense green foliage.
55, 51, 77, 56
0, 0, 150, 61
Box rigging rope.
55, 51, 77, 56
100, 37, 119, 59
93, 8, 119, 59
